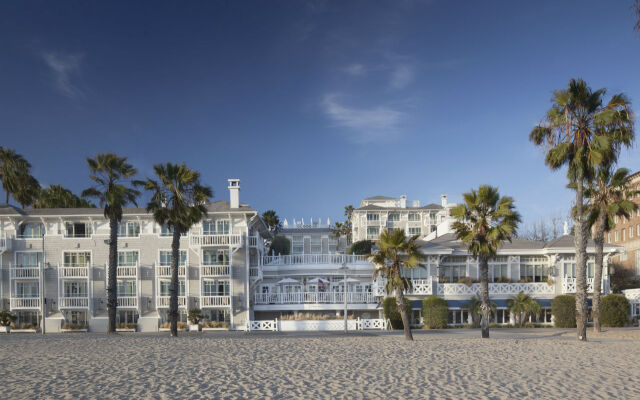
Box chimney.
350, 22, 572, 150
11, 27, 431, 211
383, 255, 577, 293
228, 179, 240, 209
400, 195, 407, 208
441, 195, 447, 207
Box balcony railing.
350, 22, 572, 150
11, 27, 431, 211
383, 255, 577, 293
59, 266, 90, 278
250, 267, 260, 278
0, 235, 11, 250
59, 297, 89, 309
10, 266, 40, 279
117, 296, 138, 308
116, 265, 138, 279
156, 296, 186, 308
562, 277, 601, 294
254, 292, 376, 305
201, 264, 230, 277
437, 282, 556, 296
262, 254, 369, 266
201, 295, 231, 307
190, 234, 242, 247
10, 297, 41, 309
405, 278, 433, 295
156, 265, 186, 277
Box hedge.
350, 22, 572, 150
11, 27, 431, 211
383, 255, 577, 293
551, 295, 576, 328
422, 297, 448, 329
269, 235, 291, 255
383, 297, 412, 330
600, 294, 630, 327
348, 240, 373, 255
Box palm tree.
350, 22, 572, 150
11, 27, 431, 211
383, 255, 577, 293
82, 153, 143, 334
14, 173, 40, 208
530, 78, 634, 341
635, 0, 640, 31
145, 163, 212, 336
450, 185, 521, 338
333, 205, 355, 243
369, 228, 424, 341
583, 166, 637, 332
507, 292, 541, 327
0, 147, 33, 205
261, 210, 282, 233
34, 184, 95, 208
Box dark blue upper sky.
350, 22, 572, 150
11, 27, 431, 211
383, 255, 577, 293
1, 0, 639, 227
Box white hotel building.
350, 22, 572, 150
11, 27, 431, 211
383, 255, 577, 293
0, 188, 623, 332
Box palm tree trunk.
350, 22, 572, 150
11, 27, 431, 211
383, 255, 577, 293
170, 227, 181, 337
574, 176, 588, 341
5, 191, 8, 204
107, 218, 118, 333
592, 210, 606, 333
395, 289, 413, 341
479, 255, 490, 338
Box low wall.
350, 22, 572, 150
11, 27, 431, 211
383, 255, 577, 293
279, 319, 358, 331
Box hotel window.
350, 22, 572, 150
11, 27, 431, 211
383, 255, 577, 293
16, 282, 39, 298
328, 237, 338, 253
292, 235, 304, 254
159, 250, 187, 266
608, 233, 612, 243
117, 310, 138, 324
408, 227, 421, 235
615, 216, 619, 224
563, 262, 575, 278
117, 281, 136, 296
118, 251, 139, 266
160, 224, 174, 237
520, 256, 548, 282
16, 252, 43, 267
408, 213, 420, 222
203, 249, 229, 265
587, 262, 595, 278
18, 223, 44, 238
623, 229, 626, 241
203, 220, 230, 235
202, 280, 230, 296
388, 213, 400, 222
631, 227, 634, 239
494, 309, 510, 324
63, 281, 87, 297
63, 251, 91, 267
160, 280, 185, 296
118, 221, 140, 237
366, 213, 379, 222
439, 257, 467, 283
490, 257, 509, 282
69, 311, 87, 325
366, 226, 380, 239
65, 222, 92, 238
615, 231, 619, 241
310, 237, 322, 253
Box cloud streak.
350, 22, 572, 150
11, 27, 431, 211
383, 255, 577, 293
322, 94, 403, 143
41, 51, 84, 98
390, 64, 414, 89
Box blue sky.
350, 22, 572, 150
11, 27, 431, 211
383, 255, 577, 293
1, 1, 639, 228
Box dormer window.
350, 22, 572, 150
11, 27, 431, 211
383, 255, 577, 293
65, 222, 92, 238
18, 222, 44, 238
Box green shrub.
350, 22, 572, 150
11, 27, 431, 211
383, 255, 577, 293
600, 294, 630, 327
383, 297, 412, 330
348, 240, 373, 255
269, 235, 291, 255
188, 308, 203, 324
551, 295, 576, 328
422, 297, 448, 329
0, 311, 16, 327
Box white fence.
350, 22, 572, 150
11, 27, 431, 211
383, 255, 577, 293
59, 266, 89, 278
59, 297, 89, 308
156, 265, 186, 277
437, 282, 556, 296
562, 277, 601, 294
254, 292, 376, 305
201, 295, 231, 307
117, 296, 138, 308
116, 266, 137, 278
10, 267, 40, 279
190, 234, 242, 247
201, 265, 230, 277
248, 319, 279, 331
156, 296, 187, 308
262, 254, 369, 266
246, 318, 387, 332
10, 297, 41, 309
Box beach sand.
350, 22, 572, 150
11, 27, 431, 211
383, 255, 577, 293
1, 329, 639, 399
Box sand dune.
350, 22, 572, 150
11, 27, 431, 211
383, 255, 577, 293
1, 329, 639, 399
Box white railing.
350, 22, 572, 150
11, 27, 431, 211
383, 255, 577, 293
117, 296, 138, 308
248, 236, 259, 248
262, 254, 369, 266
190, 234, 242, 247
156, 265, 186, 277
356, 318, 387, 330
248, 319, 278, 331
623, 288, 640, 302
10, 297, 41, 309
254, 291, 376, 305
405, 278, 433, 295
0, 235, 11, 250
249, 267, 260, 278
201, 295, 231, 307
437, 282, 556, 296
59, 297, 89, 308
116, 265, 138, 278
59, 266, 90, 278
10, 267, 40, 279
156, 296, 186, 308
201, 265, 230, 277
562, 277, 600, 294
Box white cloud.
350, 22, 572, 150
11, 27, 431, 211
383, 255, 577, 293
41, 51, 84, 98
343, 63, 366, 76
322, 94, 403, 143
390, 64, 414, 89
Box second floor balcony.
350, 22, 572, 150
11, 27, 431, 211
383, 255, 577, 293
156, 264, 186, 278
10, 297, 41, 310
262, 254, 369, 266
254, 291, 376, 305
10, 265, 40, 279
59, 296, 90, 309
189, 233, 242, 247
59, 265, 90, 278
117, 296, 138, 308
201, 264, 230, 277
156, 296, 187, 308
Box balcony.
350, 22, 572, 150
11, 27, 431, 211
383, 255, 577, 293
10, 266, 40, 279
262, 254, 369, 266
156, 265, 186, 278
201, 295, 231, 307
156, 296, 186, 308
10, 297, 41, 309
562, 277, 602, 294
59, 266, 90, 278
201, 264, 230, 277
405, 278, 433, 295
117, 296, 138, 308
59, 296, 89, 309
116, 265, 138, 279
189, 234, 242, 247
437, 281, 556, 296
254, 292, 376, 305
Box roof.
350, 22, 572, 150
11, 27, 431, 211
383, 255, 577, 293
356, 204, 443, 211
0, 200, 256, 218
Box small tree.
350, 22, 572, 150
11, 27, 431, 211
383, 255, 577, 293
333, 205, 354, 243
383, 297, 412, 330
188, 308, 203, 325
552, 295, 577, 328
0, 310, 16, 327
348, 240, 372, 255
269, 235, 291, 255
422, 297, 448, 329
261, 210, 282, 233
600, 294, 630, 327
507, 292, 541, 327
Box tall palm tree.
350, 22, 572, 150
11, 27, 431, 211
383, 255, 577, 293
0, 147, 33, 205
333, 205, 355, 243
369, 228, 424, 341
507, 292, 541, 327
450, 185, 521, 338
584, 166, 637, 332
530, 78, 634, 341
82, 153, 143, 333
261, 210, 282, 233
34, 184, 95, 208
14, 173, 41, 208
146, 163, 212, 336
